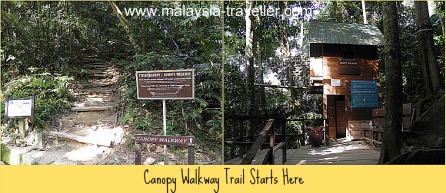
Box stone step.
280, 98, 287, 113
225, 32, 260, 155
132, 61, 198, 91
82, 63, 111, 69
80, 82, 116, 89
71, 100, 115, 108
72, 119, 114, 124
82, 58, 102, 62
77, 97, 113, 102
84, 55, 99, 58
84, 62, 108, 66
72, 94, 113, 100
87, 74, 114, 79
83, 65, 109, 69
71, 106, 115, 112
71, 102, 114, 108
77, 89, 114, 94
89, 69, 115, 74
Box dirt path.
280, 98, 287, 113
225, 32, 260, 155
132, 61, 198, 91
3, 56, 221, 165
10, 56, 125, 165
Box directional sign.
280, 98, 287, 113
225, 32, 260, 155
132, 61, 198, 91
134, 134, 195, 165
136, 69, 194, 100
134, 135, 195, 146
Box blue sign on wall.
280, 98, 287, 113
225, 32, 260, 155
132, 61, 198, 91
351, 80, 379, 108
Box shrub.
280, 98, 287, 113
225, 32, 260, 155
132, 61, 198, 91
1, 73, 73, 131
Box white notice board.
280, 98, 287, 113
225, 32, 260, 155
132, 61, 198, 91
6, 99, 33, 118
331, 79, 341, 87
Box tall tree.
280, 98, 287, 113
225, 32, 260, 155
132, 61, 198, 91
379, 1, 403, 164
415, 1, 443, 95
107, 1, 141, 53
413, 1, 444, 117
245, 0, 256, 136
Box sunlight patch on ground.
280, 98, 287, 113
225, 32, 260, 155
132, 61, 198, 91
307, 144, 361, 155
65, 145, 109, 161
322, 157, 338, 160
77, 125, 125, 145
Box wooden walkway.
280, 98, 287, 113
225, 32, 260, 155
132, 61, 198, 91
225, 139, 380, 165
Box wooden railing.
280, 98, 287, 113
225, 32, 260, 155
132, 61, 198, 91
360, 127, 384, 145
286, 118, 329, 147
361, 104, 414, 146
224, 115, 331, 164
241, 119, 276, 164
224, 115, 288, 165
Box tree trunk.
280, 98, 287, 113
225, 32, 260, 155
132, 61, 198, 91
108, 1, 140, 53
379, 1, 403, 164
279, 3, 298, 110
362, 0, 367, 24
333, 1, 339, 22
414, 1, 444, 96
257, 42, 267, 114
245, 0, 255, 137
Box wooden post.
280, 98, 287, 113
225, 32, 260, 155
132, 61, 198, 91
135, 143, 141, 165
241, 119, 274, 164
162, 100, 167, 160
227, 119, 235, 159
3, 95, 9, 123
30, 94, 35, 129
18, 119, 26, 139
188, 146, 194, 165
239, 119, 244, 159
0, 118, 2, 162
324, 119, 330, 146
269, 124, 275, 164
282, 119, 287, 164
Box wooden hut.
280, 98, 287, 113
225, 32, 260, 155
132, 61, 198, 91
308, 21, 384, 140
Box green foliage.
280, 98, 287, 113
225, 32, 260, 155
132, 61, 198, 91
113, 1, 222, 151
1, 1, 129, 82
1, 144, 11, 165
1, 73, 73, 131
118, 56, 222, 137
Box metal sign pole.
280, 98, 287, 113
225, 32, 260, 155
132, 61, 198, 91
163, 99, 167, 161
136, 69, 195, 164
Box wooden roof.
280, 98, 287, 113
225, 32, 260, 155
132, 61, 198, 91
308, 21, 384, 46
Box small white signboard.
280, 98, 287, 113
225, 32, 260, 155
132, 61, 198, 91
331, 79, 341, 87
7, 99, 33, 117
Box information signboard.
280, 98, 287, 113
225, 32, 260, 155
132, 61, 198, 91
331, 79, 341, 87
4, 95, 35, 139
6, 99, 33, 117
4, 95, 35, 120
351, 80, 379, 108
136, 69, 194, 100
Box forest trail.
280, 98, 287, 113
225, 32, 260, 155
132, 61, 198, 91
15, 55, 126, 165
3, 55, 221, 165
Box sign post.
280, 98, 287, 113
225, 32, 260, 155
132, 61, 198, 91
134, 135, 195, 165
4, 94, 35, 139
136, 69, 195, 163
162, 99, 167, 158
